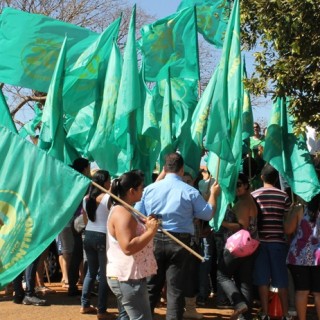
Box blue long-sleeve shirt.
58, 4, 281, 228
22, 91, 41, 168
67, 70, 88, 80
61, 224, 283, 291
135, 173, 213, 235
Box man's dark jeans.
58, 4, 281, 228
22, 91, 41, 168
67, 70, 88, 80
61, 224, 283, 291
147, 231, 191, 320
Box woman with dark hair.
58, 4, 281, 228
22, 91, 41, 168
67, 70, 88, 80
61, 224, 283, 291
285, 193, 320, 320
217, 173, 259, 320
106, 170, 158, 320
81, 170, 111, 319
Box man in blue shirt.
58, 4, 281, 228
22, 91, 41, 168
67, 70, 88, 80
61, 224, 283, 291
135, 152, 220, 320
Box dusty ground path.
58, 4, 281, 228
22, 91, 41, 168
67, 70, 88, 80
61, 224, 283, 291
0, 282, 317, 319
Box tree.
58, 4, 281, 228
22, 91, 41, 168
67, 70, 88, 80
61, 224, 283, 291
240, 0, 320, 132
0, 0, 154, 129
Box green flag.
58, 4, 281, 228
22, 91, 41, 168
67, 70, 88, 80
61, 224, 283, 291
87, 41, 125, 177
63, 17, 121, 120
19, 103, 42, 139
204, 0, 242, 230
241, 56, 254, 141
113, 6, 140, 171
139, 7, 199, 82
0, 88, 17, 133
159, 69, 177, 169
0, 126, 90, 288
189, 69, 218, 174
133, 72, 161, 185
172, 78, 199, 178
0, 8, 99, 92
38, 37, 78, 164
264, 97, 320, 202
177, 0, 231, 47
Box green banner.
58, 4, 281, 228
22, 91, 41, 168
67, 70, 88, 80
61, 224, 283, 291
0, 8, 99, 92
0, 126, 90, 288
264, 97, 320, 202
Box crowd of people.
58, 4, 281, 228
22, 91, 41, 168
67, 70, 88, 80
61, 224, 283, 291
7, 122, 320, 320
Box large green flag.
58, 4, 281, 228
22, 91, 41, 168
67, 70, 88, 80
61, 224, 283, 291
139, 7, 199, 82
38, 37, 78, 164
19, 103, 42, 139
204, 0, 242, 230
87, 41, 125, 177
0, 8, 98, 92
177, 0, 231, 48
63, 17, 121, 119
264, 97, 320, 202
0, 89, 17, 133
113, 6, 140, 171
0, 126, 90, 288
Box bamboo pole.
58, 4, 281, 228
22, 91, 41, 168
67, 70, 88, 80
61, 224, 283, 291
91, 181, 205, 262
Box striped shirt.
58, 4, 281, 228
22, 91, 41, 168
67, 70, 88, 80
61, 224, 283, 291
251, 187, 291, 243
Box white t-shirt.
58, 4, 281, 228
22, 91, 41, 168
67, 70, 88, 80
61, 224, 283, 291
84, 193, 110, 234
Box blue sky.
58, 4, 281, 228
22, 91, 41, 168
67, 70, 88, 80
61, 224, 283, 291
129, 0, 180, 18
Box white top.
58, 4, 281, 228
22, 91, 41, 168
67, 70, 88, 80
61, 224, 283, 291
84, 193, 110, 234
106, 206, 157, 281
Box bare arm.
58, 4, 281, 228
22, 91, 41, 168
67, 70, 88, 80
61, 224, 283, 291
110, 206, 158, 255
207, 181, 221, 217
284, 204, 303, 235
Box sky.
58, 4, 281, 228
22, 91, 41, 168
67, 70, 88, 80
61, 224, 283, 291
128, 0, 180, 18
129, 0, 272, 125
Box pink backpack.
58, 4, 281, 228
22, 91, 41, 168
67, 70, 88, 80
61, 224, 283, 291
225, 229, 260, 257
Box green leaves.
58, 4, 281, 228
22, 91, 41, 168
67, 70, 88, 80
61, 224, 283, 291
241, 0, 320, 131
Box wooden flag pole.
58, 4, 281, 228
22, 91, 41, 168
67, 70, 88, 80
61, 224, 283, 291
216, 157, 221, 182
92, 181, 205, 262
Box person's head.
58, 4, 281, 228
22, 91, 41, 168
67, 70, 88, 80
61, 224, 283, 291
71, 157, 90, 177
261, 163, 278, 185
307, 193, 320, 223
108, 170, 145, 207
164, 152, 184, 175
201, 167, 210, 180
183, 172, 194, 186
253, 122, 261, 136
86, 170, 110, 222
236, 173, 250, 196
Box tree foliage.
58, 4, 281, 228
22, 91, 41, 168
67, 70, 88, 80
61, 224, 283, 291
241, 0, 320, 132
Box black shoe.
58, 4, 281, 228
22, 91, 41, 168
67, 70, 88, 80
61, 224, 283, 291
196, 296, 207, 306
13, 294, 24, 304
68, 288, 82, 296
216, 300, 233, 309
22, 294, 46, 306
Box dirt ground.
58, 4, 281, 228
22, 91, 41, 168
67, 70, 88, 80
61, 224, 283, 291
0, 282, 233, 320
0, 282, 317, 320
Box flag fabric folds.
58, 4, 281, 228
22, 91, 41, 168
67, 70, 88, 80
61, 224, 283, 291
139, 7, 199, 82
263, 97, 320, 202
38, 37, 76, 163
0, 8, 98, 92
63, 17, 121, 119
177, 0, 231, 47
204, 0, 242, 230
19, 103, 42, 139
113, 6, 141, 171
241, 56, 254, 141
0, 89, 17, 133
0, 126, 90, 288
87, 41, 124, 176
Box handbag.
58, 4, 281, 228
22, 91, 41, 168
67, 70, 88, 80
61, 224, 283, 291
225, 229, 259, 257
